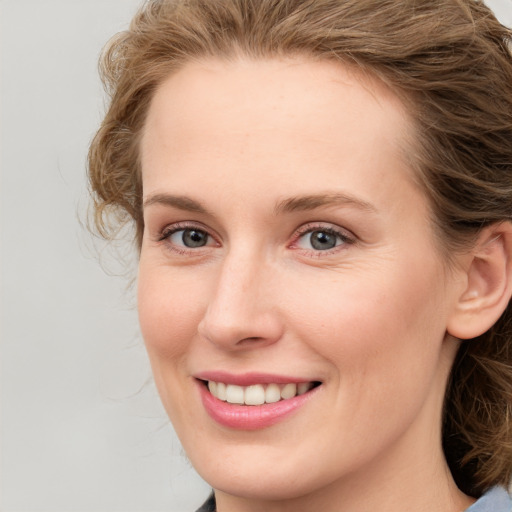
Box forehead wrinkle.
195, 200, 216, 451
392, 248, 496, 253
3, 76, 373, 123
274, 193, 378, 216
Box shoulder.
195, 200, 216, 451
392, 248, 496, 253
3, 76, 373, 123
465, 487, 512, 512
194, 489, 512, 512
195, 493, 216, 512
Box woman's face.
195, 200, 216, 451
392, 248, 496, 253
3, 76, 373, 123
138, 58, 463, 503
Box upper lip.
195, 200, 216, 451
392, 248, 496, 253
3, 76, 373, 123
194, 371, 319, 386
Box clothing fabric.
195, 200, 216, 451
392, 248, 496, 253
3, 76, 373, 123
196, 493, 215, 512
195, 486, 512, 512
465, 486, 512, 512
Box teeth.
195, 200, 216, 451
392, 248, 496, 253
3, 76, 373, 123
281, 383, 297, 399
265, 383, 281, 403
297, 382, 311, 395
216, 382, 227, 401
207, 380, 315, 405
244, 385, 265, 405
226, 384, 245, 404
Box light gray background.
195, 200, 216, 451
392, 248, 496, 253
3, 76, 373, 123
1, 1, 511, 511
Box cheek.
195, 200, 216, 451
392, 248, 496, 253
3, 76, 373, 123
286, 268, 449, 453
283, 262, 447, 381
137, 265, 206, 362
137, 265, 210, 427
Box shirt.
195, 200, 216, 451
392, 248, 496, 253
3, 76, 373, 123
195, 486, 512, 512
466, 486, 512, 512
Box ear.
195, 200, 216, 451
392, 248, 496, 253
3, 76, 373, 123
447, 222, 512, 340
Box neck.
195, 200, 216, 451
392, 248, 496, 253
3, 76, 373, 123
215, 438, 474, 512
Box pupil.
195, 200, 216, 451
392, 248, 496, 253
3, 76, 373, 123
310, 231, 336, 250
183, 229, 207, 248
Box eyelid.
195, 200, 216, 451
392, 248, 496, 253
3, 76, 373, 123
158, 221, 220, 252
289, 222, 356, 253
154, 220, 355, 256
160, 221, 206, 238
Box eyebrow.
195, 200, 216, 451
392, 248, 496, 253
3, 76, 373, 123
143, 193, 211, 214
274, 193, 378, 215
143, 191, 377, 216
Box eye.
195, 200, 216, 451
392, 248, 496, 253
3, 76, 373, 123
168, 228, 210, 248
294, 226, 354, 252
158, 223, 217, 252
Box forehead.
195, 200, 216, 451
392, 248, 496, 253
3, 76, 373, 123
140, 57, 419, 212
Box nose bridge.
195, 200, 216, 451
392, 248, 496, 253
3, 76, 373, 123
216, 249, 257, 310
198, 245, 282, 348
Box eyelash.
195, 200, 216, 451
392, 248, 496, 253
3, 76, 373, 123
156, 222, 356, 256
289, 223, 356, 255
158, 222, 218, 255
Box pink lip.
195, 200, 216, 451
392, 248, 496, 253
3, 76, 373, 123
195, 371, 314, 386
195, 378, 321, 430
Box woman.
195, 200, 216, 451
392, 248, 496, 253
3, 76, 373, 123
88, 1, 512, 510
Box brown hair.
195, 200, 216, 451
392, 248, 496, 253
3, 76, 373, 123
88, 0, 512, 497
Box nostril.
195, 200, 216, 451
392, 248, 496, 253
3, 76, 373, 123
238, 336, 265, 344
235, 336, 277, 349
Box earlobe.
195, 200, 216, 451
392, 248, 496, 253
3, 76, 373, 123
447, 222, 512, 340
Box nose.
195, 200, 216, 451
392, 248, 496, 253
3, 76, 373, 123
197, 251, 284, 351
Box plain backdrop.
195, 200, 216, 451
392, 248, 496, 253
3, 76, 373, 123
1, 1, 511, 511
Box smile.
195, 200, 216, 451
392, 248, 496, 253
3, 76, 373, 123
196, 376, 322, 430
207, 381, 316, 405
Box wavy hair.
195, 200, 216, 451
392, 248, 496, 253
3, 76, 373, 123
88, 0, 512, 497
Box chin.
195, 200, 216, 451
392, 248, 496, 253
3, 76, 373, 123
181, 432, 355, 503
197, 461, 328, 502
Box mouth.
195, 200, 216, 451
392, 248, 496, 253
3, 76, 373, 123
202, 380, 322, 406
194, 372, 323, 429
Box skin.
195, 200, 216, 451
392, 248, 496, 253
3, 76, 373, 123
138, 57, 475, 512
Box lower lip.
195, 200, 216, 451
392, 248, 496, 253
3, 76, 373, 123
197, 381, 320, 430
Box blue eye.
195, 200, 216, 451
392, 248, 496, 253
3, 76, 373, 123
168, 228, 210, 248
296, 228, 348, 251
